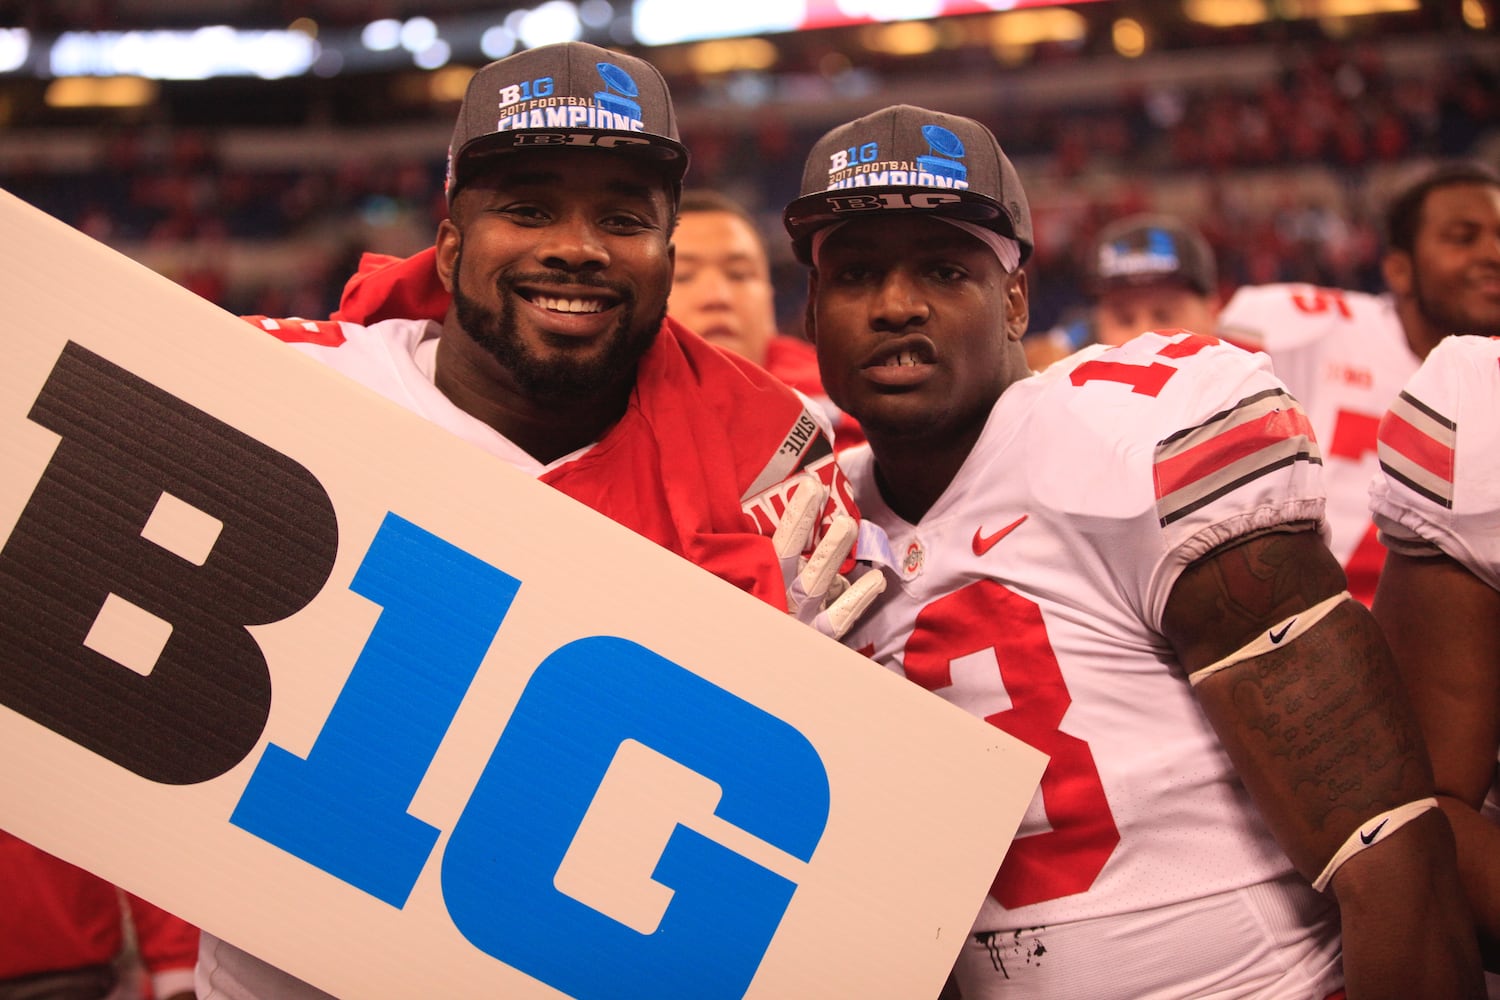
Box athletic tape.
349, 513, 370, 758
1188, 591, 1350, 687
1312, 797, 1439, 892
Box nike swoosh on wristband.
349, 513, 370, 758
1268, 619, 1295, 643
1359, 818, 1389, 845
973, 515, 1028, 556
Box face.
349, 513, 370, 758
1386, 182, 1500, 339
670, 209, 778, 364
808, 215, 1028, 447
1092, 282, 1220, 347
436, 148, 674, 403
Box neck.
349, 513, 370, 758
866, 420, 987, 525
1395, 300, 1446, 361
433, 329, 633, 465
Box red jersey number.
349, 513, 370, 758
1069, 332, 1221, 398
903, 580, 1120, 908
1290, 286, 1353, 320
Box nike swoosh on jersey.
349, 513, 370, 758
972, 515, 1028, 556
1268, 620, 1295, 643
1377, 389, 1457, 510
1359, 818, 1389, 845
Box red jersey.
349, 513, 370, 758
1, 831, 198, 998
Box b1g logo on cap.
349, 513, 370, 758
828, 142, 878, 174
498, 77, 556, 108
916, 124, 966, 183
824, 192, 964, 213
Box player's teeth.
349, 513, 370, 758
536, 296, 604, 313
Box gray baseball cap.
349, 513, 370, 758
783, 105, 1033, 265
1086, 215, 1217, 297
445, 42, 688, 202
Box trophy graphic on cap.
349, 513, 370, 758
593, 62, 642, 120
917, 125, 967, 183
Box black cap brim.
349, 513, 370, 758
784, 187, 1016, 265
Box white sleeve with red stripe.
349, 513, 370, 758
1371, 335, 1500, 592
1047, 330, 1328, 631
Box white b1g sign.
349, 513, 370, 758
0, 189, 1045, 999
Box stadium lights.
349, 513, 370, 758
843, 0, 944, 22
685, 38, 779, 74
429, 65, 474, 103
1184, 0, 1269, 26
360, 19, 402, 52
1281, 0, 1419, 14
413, 39, 452, 69
990, 8, 1088, 46
516, 2, 585, 48
45, 75, 158, 107
632, 0, 803, 46
860, 21, 942, 56
0, 27, 29, 73
481, 26, 519, 59
579, 0, 616, 30
1111, 17, 1147, 58
49, 28, 317, 79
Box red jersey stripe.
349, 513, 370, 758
244, 315, 347, 347
1376, 410, 1455, 485
1155, 406, 1316, 500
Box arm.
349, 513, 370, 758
1373, 550, 1500, 968
1162, 526, 1483, 1000
126, 893, 199, 1000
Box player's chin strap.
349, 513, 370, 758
1311, 798, 1440, 892
1187, 590, 1351, 688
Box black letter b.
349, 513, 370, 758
0, 342, 337, 783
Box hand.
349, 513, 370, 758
772, 475, 886, 641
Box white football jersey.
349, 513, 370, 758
249, 316, 580, 476
1370, 334, 1500, 591
842, 331, 1341, 999
1218, 283, 1420, 604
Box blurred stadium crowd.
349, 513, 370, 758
1, 7, 1496, 335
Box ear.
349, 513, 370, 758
1004, 269, 1031, 342
435, 217, 460, 294
1382, 250, 1413, 298
802, 271, 820, 343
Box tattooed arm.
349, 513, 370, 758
1162, 525, 1483, 1000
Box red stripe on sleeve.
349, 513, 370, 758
1154, 406, 1315, 500
1377, 410, 1455, 484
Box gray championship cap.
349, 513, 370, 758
783, 105, 1033, 265
445, 41, 688, 202
1086, 214, 1217, 297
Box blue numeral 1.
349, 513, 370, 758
230, 513, 520, 907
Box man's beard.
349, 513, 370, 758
1413, 270, 1500, 338
452, 248, 665, 402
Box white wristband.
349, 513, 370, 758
1311, 797, 1439, 892
1188, 591, 1350, 687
